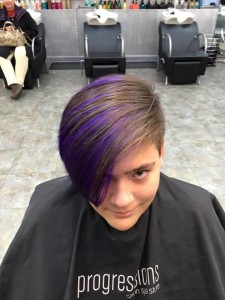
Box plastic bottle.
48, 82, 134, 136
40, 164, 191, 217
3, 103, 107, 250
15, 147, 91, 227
98, 0, 103, 8
50, 0, 56, 8
30, 0, 36, 9
139, 0, 146, 8
56, 0, 63, 8
41, 0, 48, 9
176, 0, 183, 8
92, 0, 97, 7
167, 0, 174, 7
146, 0, 150, 8
151, 0, 158, 8
194, 0, 199, 8
132, 0, 139, 8
159, 0, 166, 8
35, 0, 41, 9
189, 0, 195, 8
20, 0, 26, 8
180, 0, 185, 7
66, 0, 70, 8
183, 0, 188, 7
62, 0, 66, 8
113, 0, 118, 8
164, 0, 169, 8
25, 0, 29, 8
129, 0, 134, 8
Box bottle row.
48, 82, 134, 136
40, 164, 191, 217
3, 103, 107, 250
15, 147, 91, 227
86, 0, 202, 9
0, 0, 204, 10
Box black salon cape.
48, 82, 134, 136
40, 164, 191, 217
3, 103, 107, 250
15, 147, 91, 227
0, 173, 225, 300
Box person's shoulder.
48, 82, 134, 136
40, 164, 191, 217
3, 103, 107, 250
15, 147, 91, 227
12, 176, 86, 247
157, 173, 225, 230
23, 176, 84, 225
0, 177, 85, 276
15, 5, 26, 14
15, 6, 32, 20
158, 172, 215, 210
30, 175, 81, 207
33, 175, 75, 195
159, 172, 212, 194
0, 7, 5, 19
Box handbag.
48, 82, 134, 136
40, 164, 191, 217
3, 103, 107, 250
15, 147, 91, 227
0, 21, 31, 47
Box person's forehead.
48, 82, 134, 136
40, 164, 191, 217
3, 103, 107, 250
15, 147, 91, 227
113, 143, 158, 173
119, 141, 157, 159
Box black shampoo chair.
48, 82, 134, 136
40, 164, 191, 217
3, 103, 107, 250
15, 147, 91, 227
26, 22, 48, 88
214, 14, 225, 62
83, 22, 126, 81
158, 21, 208, 85
0, 22, 48, 89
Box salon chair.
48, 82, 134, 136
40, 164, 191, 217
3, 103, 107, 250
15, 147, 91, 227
158, 21, 208, 85
214, 13, 225, 62
0, 22, 48, 89
83, 22, 126, 81
214, 13, 225, 41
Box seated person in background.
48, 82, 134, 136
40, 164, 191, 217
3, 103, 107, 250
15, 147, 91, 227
0, 0, 38, 100
0, 75, 224, 299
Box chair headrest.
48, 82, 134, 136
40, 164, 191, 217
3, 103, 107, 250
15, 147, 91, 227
162, 9, 195, 25
27, 9, 42, 25
86, 9, 118, 26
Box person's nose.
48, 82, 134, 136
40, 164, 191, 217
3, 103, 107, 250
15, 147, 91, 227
109, 180, 134, 208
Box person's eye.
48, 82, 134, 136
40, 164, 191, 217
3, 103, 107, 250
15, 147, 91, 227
133, 170, 149, 179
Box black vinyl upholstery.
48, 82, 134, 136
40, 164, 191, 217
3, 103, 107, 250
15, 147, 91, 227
158, 21, 208, 84
0, 23, 47, 89
214, 14, 225, 41
84, 22, 126, 79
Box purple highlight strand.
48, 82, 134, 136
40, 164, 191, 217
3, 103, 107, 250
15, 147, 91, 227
80, 75, 123, 92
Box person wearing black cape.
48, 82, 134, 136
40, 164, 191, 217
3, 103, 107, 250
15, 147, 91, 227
0, 75, 224, 300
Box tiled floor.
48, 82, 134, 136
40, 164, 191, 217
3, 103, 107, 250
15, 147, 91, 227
0, 64, 225, 264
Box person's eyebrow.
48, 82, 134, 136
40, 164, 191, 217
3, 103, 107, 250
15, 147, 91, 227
125, 162, 156, 175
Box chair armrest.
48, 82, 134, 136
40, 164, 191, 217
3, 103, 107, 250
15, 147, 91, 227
221, 27, 225, 43
195, 33, 208, 54
85, 34, 89, 57
163, 33, 172, 56
118, 34, 125, 56
31, 35, 42, 59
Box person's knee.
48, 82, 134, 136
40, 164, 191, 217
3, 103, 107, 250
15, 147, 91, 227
0, 56, 11, 66
0, 56, 6, 64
